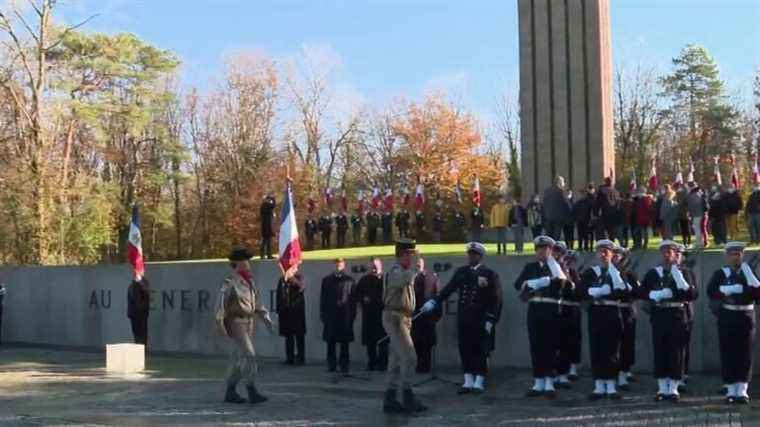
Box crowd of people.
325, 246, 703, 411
203, 234, 759, 413
256, 175, 760, 257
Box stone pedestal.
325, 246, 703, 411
106, 343, 145, 373
518, 0, 614, 199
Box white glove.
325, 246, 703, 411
741, 262, 760, 288
421, 300, 437, 313
719, 284, 743, 296
547, 256, 567, 280
262, 312, 275, 333
648, 290, 661, 302
660, 288, 673, 300
609, 265, 626, 290
526, 276, 551, 291
671, 265, 690, 291
485, 321, 493, 334
588, 284, 611, 299
588, 287, 600, 298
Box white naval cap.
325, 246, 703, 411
658, 240, 680, 251
466, 241, 486, 256
595, 239, 617, 251
725, 241, 747, 253
554, 241, 568, 254
533, 235, 556, 248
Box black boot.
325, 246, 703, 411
246, 385, 268, 404
402, 388, 427, 413
383, 389, 404, 413
224, 385, 246, 404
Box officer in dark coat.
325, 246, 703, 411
396, 208, 411, 238
382, 211, 394, 243
320, 258, 357, 373
336, 212, 349, 248
452, 209, 466, 242
304, 216, 318, 251
422, 242, 502, 394
432, 211, 445, 243
351, 212, 363, 245
513, 235, 574, 398
367, 211, 381, 245
552, 243, 582, 388
613, 246, 641, 390
582, 240, 630, 400
470, 207, 484, 242
276, 268, 306, 365
354, 258, 388, 371
411, 257, 441, 373
127, 275, 150, 346
638, 240, 698, 401
707, 242, 760, 404
259, 193, 276, 259
318, 213, 333, 249
414, 210, 426, 241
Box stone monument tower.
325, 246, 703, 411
518, 0, 614, 199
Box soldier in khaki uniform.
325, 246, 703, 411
215, 248, 274, 404
382, 238, 428, 414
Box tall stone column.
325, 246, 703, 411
518, 0, 614, 200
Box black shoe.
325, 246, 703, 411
725, 396, 736, 405
383, 389, 405, 413
666, 393, 680, 402
525, 389, 543, 397
719, 386, 728, 395
458, 386, 472, 395
677, 385, 687, 394
402, 389, 427, 413
224, 385, 247, 404
627, 375, 637, 383
544, 390, 557, 400
618, 383, 630, 392
246, 385, 268, 404
555, 381, 572, 390
735, 396, 750, 405
654, 393, 667, 402
589, 392, 605, 401
471, 386, 485, 395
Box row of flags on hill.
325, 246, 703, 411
308, 177, 482, 215
629, 154, 758, 193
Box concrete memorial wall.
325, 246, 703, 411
2, 251, 759, 373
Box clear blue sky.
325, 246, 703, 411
60, 0, 758, 116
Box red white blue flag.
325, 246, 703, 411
753, 155, 760, 185
127, 204, 144, 278
279, 183, 302, 275
472, 176, 481, 207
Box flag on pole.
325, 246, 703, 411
713, 156, 722, 186
454, 179, 463, 205
753, 154, 760, 186
730, 154, 740, 189
127, 204, 145, 278
687, 161, 695, 184
647, 158, 658, 192
279, 182, 302, 276
414, 182, 425, 210
472, 176, 481, 207
629, 169, 637, 193
384, 188, 395, 212
371, 187, 381, 210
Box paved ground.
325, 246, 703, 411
0, 346, 758, 426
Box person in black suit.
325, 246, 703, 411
259, 193, 276, 259
320, 258, 357, 373
127, 275, 150, 346
354, 258, 388, 371
276, 267, 306, 365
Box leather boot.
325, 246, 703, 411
246, 385, 268, 404
402, 388, 427, 413
224, 385, 246, 404
382, 389, 404, 413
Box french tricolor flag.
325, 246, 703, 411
127, 204, 144, 278
278, 183, 302, 275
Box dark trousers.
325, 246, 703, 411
620, 310, 636, 371
415, 344, 433, 373
321, 231, 331, 249
352, 228, 361, 245
679, 219, 691, 245
563, 225, 575, 249
588, 306, 623, 380
129, 316, 148, 346
651, 308, 689, 379
632, 226, 649, 249
530, 226, 543, 239
458, 321, 488, 375
284, 334, 305, 363
684, 319, 694, 376
326, 341, 350, 372
712, 218, 728, 245
545, 221, 563, 240
368, 229, 377, 245
382, 228, 392, 243
337, 229, 347, 248
556, 305, 582, 375
527, 303, 560, 378
366, 340, 389, 370
398, 228, 409, 238
306, 235, 316, 251
718, 310, 756, 383
260, 236, 272, 258
577, 223, 593, 251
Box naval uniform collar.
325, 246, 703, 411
470, 263, 482, 271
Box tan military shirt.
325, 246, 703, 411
215, 272, 267, 329
383, 264, 417, 317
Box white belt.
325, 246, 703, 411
530, 297, 560, 304
722, 304, 755, 312
560, 301, 581, 307
592, 300, 623, 308
655, 302, 685, 309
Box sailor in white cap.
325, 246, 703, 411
581, 239, 629, 400
553, 243, 584, 387
420, 242, 502, 394
706, 242, 760, 404
612, 245, 641, 390
639, 239, 698, 402
513, 235, 575, 399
